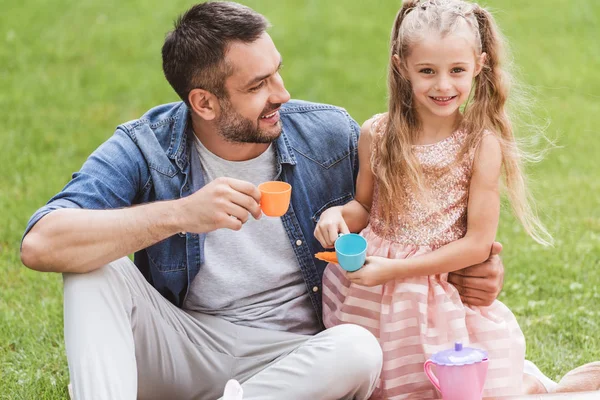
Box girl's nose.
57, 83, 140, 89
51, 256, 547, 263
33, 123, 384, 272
434, 76, 452, 92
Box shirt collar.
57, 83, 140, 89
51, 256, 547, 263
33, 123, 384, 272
168, 103, 297, 171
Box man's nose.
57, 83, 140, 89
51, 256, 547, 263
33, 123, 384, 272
270, 73, 291, 104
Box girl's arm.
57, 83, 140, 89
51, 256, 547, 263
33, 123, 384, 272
314, 119, 376, 248
348, 134, 503, 284
343, 118, 376, 230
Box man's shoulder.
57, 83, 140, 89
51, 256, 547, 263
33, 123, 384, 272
119, 101, 187, 132
281, 99, 349, 118
280, 100, 359, 140
114, 102, 188, 164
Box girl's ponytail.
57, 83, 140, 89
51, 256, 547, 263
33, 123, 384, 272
466, 4, 554, 246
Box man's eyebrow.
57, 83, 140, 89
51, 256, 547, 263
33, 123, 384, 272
245, 59, 283, 88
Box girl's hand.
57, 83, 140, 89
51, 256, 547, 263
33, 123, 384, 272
314, 206, 350, 248
346, 256, 397, 287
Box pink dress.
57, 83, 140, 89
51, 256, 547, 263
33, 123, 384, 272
322, 115, 525, 399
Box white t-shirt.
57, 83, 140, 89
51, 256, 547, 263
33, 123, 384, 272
183, 136, 321, 335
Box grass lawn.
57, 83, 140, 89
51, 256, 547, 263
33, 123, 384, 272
1, 0, 599, 398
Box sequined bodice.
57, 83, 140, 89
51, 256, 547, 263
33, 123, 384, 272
369, 114, 478, 249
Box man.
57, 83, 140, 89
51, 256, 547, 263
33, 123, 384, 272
21, 2, 513, 399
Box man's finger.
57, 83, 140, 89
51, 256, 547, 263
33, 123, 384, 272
449, 275, 494, 292
217, 212, 244, 231
460, 295, 491, 307
450, 264, 490, 278
447, 273, 463, 288
227, 178, 262, 203
225, 204, 250, 225
230, 191, 262, 220
457, 285, 489, 299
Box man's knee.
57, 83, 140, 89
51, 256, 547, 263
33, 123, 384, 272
327, 324, 383, 379
63, 258, 132, 302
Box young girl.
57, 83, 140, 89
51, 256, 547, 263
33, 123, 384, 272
316, 0, 553, 398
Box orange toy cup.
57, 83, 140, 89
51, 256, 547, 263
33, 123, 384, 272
258, 181, 292, 217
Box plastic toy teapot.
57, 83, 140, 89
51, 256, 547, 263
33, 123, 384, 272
424, 342, 489, 400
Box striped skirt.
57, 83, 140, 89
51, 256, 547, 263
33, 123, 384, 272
322, 227, 525, 399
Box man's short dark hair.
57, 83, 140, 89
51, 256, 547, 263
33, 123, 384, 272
162, 1, 270, 104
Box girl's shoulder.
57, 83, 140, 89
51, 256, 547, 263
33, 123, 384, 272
358, 113, 388, 156
471, 129, 498, 153
467, 129, 501, 167
362, 113, 388, 139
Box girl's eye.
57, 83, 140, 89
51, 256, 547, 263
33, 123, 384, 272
419, 68, 434, 75
249, 81, 265, 92
451, 67, 465, 73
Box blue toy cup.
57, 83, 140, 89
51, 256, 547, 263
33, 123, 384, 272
335, 233, 367, 272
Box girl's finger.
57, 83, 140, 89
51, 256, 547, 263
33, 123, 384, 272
318, 226, 331, 248
327, 224, 339, 247
338, 219, 350, 235
346, 270, 361, 280
314, 228, 326, 249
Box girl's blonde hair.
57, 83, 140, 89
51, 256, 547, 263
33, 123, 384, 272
376, 0, 553, 245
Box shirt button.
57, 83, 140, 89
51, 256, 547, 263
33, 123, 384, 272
178, 232, 186, 237
296, 240, 302, 246
312, 286, 319, 292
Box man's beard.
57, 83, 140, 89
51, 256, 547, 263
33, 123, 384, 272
217, 99, 282, 144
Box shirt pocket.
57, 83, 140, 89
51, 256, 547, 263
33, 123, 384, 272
311, 193, 354, 224
145, 236, 187, 272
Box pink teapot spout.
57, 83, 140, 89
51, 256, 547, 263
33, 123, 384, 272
424, 342, 488, 400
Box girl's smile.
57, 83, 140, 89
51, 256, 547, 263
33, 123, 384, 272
429, 95, 458, 107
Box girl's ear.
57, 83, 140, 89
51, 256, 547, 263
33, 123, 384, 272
392, 54, 407, 78
475, 52, 487, 76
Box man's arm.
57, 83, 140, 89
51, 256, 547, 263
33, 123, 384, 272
21, 202, 180, 273
21, 125, 262, 274
447, 242, 505, 306
21, 177, 262, 273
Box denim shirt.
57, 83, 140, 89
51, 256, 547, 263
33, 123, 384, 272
24, 100, 359, 322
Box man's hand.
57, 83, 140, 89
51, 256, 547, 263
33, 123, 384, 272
448, 242, 504, 306
314, 206, 350, 249
179, 177, 262, 233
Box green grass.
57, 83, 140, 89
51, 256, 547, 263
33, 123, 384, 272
1, 0, 599, 397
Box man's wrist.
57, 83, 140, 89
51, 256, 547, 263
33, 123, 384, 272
156, 198, 190, 236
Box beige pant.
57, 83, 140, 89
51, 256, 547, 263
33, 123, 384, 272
63, 258, 382, 400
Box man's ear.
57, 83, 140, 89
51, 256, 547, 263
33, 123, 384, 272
475, 52, 487, 77
188, 89, 219, 121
